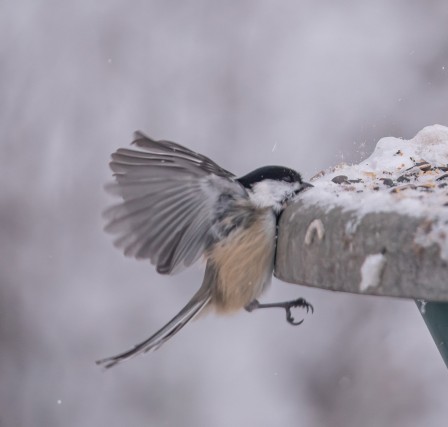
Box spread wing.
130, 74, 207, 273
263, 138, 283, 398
104, 131, 247, 274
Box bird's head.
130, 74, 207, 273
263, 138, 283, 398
237, 166, 312, 213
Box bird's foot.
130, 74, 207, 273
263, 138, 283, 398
245, 297, 313, 325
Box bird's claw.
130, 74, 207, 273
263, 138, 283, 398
284, 298, 314, 325
245, 297, 314, 326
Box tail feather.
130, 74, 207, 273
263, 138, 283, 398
96, 291, 211, 368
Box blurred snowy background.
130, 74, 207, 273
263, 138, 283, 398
1, 1, 448, 426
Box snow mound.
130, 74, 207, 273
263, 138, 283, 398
302, 124, 448, 221
299, 124, 448, 260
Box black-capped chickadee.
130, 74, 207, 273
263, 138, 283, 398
97, 132, 313, 368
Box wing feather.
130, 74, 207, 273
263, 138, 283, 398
104, 132, 247, 274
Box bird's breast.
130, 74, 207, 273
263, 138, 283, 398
207, 209, 277, 313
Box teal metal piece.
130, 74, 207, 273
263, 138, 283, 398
416, 300, 448, 368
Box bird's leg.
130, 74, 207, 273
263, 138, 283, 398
245, 298, 313, 325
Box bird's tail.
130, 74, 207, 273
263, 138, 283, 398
96, 288, 211, 368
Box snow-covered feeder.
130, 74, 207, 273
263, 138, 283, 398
276, 125, 448, 301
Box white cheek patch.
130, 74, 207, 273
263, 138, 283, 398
249, 180, 297, 210
249, 181, 275, 207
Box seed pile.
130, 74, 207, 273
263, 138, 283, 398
317, 153, 448, 207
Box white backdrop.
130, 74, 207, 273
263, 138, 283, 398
1, 1, 448, 426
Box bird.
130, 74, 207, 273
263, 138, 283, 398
97, 131, 313, 368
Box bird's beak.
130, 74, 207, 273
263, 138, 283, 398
291, 182, 313, 202
296, 181, 313, 194
301, 181, 313, 190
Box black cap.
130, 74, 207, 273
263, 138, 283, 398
237, 166, 302, 188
